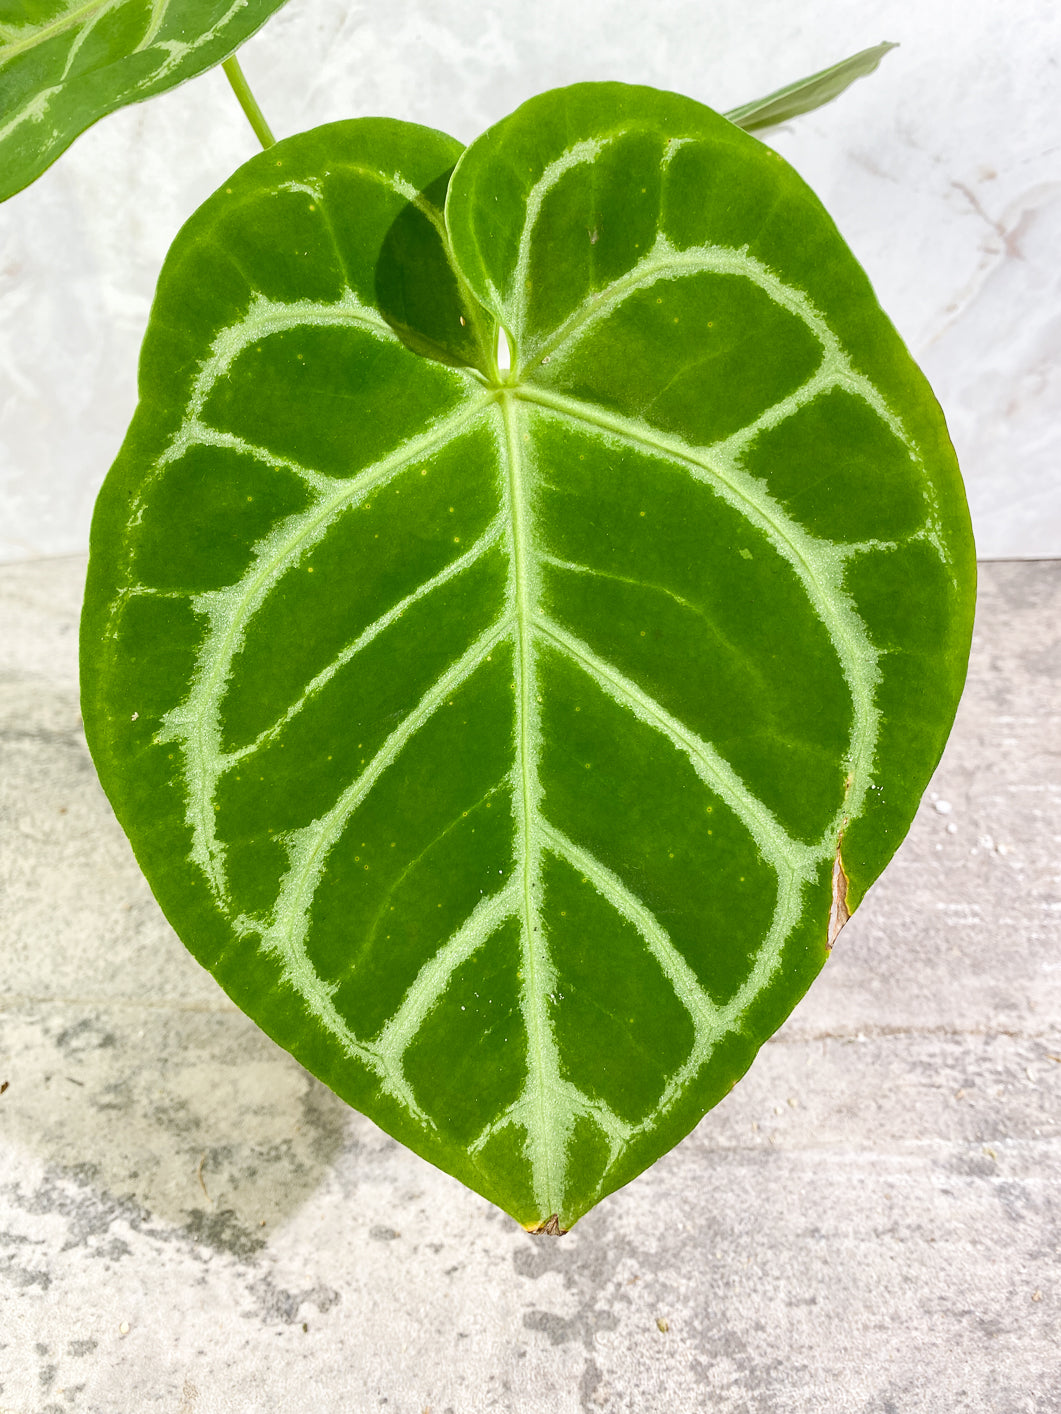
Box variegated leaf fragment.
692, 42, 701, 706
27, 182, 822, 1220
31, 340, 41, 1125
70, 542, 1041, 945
0, 0, 291, 202
81, 87, 975, 1231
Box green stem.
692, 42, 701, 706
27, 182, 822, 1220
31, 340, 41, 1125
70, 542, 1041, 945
222, 54, 276, 150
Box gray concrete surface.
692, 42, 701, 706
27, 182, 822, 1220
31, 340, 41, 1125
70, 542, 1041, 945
1, 556, 1059, 1413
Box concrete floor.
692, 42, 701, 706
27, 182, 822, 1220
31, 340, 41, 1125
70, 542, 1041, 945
1, 556, 1059, 1413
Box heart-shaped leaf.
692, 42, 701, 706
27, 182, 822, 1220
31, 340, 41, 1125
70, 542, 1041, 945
81, 86, 975, 1231
0, 0, 291, 202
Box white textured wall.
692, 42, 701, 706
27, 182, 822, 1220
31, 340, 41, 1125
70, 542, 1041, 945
1, 0, 1058, 560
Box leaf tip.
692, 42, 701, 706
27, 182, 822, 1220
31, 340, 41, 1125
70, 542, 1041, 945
527, 1214, 568, 1237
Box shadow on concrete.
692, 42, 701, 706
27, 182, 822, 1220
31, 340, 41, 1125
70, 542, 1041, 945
2, 573, 353, 1254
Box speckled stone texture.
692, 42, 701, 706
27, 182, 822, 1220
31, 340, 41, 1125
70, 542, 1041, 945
1, 557, 1059, 1413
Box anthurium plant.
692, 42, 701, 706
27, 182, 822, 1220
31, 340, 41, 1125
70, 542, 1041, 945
2, 6, 974, 1233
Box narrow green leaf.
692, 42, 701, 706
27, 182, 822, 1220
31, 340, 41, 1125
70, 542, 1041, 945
0, 0, 291, 202
81, 86, 975, 1232
725, 42, 899, 133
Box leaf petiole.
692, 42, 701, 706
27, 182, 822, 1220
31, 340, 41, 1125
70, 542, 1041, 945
222, 53, 276, 150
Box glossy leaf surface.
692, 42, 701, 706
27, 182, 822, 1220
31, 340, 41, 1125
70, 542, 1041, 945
0, 0, 291, 202
82, 87, 975, 1231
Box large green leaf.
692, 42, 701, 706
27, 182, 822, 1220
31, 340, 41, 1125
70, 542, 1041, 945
81, 85, 975, 1232
0, 0, 291, 202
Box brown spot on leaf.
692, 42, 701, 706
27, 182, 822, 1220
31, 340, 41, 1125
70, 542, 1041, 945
527, 1214, 568, 1236
828, 845, 851, 948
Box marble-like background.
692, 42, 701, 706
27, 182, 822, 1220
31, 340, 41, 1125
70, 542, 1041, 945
1, 0, 1059, 561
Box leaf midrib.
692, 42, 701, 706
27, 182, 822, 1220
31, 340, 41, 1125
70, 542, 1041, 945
499, 387, 562, 1214
0, 0, 168, 63
2, 0, 115, 61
